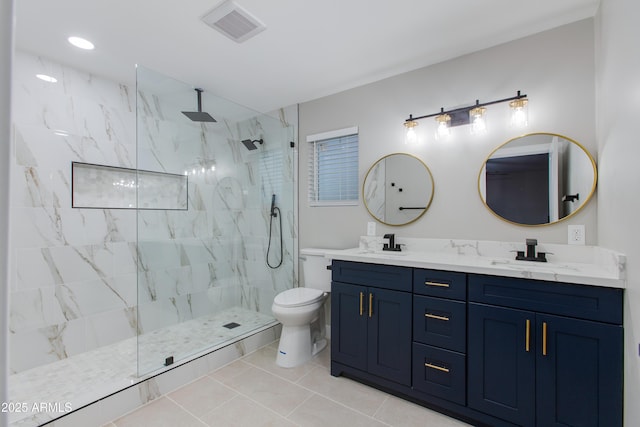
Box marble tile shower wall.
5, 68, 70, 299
10, 52, 138, 374
9, 51, 296, 374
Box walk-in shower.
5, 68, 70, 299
135, 66, 295, 376
7, 58, 296, 426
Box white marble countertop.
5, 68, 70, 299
322, 237, 626, 289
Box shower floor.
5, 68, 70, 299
8, 307, 277, 427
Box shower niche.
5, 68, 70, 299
71, 161, 188, 210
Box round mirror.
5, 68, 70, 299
478, 132, 597, 226
363, 153, 435, 226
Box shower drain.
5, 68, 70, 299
223, 322, 241, 329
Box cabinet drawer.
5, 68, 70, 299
413, 269, 466, 300
332, 260, 412, 292
469, 274, 623, 324
413, 296, 466, 353
412, 343, 466, 405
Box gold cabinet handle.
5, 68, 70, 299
425, 313, 450, 321
542, 322, 548, 356
425, 281, 449, 288
359, 292, 364, 316
425, 363, 450, 373
525, 319, 531, 352
368, 293, 373, 318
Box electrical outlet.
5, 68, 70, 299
367, 221, 376, 236
568, 225, 585, 245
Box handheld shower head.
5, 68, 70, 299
182, 88, 217, 123
270, 194, 276, 217
241, 138, 264, 150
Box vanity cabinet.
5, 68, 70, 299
331, 261, 412, 386
468, 274, 623, 427
330, 259, 624, 427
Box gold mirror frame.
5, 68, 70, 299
363, 153, 435, 226
478, 132, 597, 226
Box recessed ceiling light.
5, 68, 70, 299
36, 74, 57, 83
68, 36, 95, 50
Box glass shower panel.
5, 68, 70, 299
135, 66, 294, 376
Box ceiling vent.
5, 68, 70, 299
202, 0, 266, 43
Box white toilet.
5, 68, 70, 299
272, 248, 331, 368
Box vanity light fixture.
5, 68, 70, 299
68, 36, 95, 50
404, 90, 528, 139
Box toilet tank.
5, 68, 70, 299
300, 248, 332, 292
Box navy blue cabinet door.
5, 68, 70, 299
331, 281, 368, 370
367, 287, 412, 385
536, 314, 623, 427
468, 303, 535, 427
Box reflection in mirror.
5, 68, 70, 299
479, 133, 597, 226
363, 153, 434, 226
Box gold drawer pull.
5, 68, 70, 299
369, 293, 373, 318
525, 319, 531, 352
425, 281, 450, 288
425, 313, 450, 321
425, 363, 450, 373
359, 292, 364, 316
542, 322, 548, 356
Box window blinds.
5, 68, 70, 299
307, 127, 359, 206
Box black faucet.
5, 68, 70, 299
382, 234, 402, 251
515, 238, 548, 262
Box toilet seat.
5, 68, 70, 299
274, 288, 325, 308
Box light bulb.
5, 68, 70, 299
434, 112, 451, 140
469, 106, 487, 135
436, 122, 450, 139
509, 98, 529, 127
403, 119, 419, 145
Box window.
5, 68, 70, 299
307, 126, 359, 206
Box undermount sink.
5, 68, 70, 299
375, 251, 407, 256
356, 250, 407, 257
489, 258, 567, 270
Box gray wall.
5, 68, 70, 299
595, 1, 640, 424
299, 19, 596, 250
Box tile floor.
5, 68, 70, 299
105, 341, 471, 427
10, 307, 277, 426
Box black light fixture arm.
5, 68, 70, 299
405, 90, 527, 123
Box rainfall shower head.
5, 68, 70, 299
182, 88, 217, 123
241, 138, 263, 150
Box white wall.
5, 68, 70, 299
0, 1, 14, 423
299, 20, 597, 250
595, 0, 640, 424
